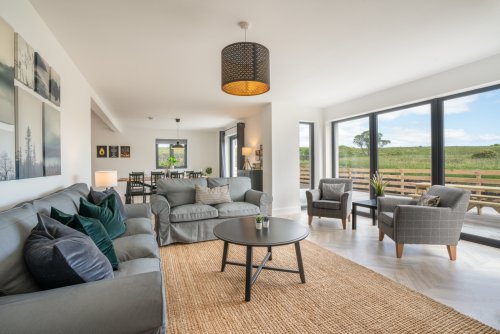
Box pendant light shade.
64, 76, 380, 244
221, 22, 270, 96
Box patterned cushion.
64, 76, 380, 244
312, 200, 341, 210
322, 183, 344, 201
417, 192, 441, 207
195, 185, 232, 205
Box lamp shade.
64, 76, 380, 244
242, 147, 252, 156
95, 171, 118, 188
221, 42, 270, 96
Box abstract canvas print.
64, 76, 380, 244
0, 17, 16, 181
15, 87, 44, 179
43, 103, 61, 176
97, 145, 107, 158
14, 33, 34, 89
120, 146, 130, 158
49, 67, 60, 106
109, 145, 119, 158
34, 52, 49, 99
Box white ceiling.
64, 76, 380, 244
30, 0, 500, 130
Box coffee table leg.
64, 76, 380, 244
245, 246, 253, 302
267, 246, 272, 261
221, 241, 229, 272
352, 205, 357, 230
294, 242, 306, 283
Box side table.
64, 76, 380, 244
352, 199, 377, 229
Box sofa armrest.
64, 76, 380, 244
0, 272, 165, 334
245, 189, 273, 215
124, 203, 152, 219
305, 189, 320, 214
378, 196, 417, 213
150, 195, 171, 245
340, 191, 352, 217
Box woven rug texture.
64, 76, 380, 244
160, 240, 497, 333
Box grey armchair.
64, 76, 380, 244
377, 185, 471, 260
306, 178, 352, 229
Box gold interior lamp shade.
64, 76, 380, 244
221, 42, 270, 96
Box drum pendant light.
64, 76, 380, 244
172, 118, 183, 149
221, 21, 270, 96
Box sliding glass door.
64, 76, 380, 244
229, 135, 238, 177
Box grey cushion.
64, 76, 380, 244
156, 178, 207, 207
0, 203, 40, 295
32, 189, 81, 216
113, 234, 159, 262
322, 183, 345, 201
113, 258, 160, 279
379, 212, 394, 227
417, 192, 441, 207
214, 202, 260, 218
313, 200, 341, 210
121, 217, 153, 236
207, 177, 251, 202
88, 187, 127, 220
24, 214, 113, 290
170, 204, 218, 223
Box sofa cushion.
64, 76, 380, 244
24, 214, 113, 290
313, 200, 341, 210
88, 187, 127, 220
207, 177, 251, 202
50, 207, 119, 270
170, 204, 218, 223
79, 197, 126, 240
113, 258, 160, 279
417, 192, 441, 207
322, 183, 344, 201
32, 189, 81, 217
113, 234, 159, 262
122, 217, 153, 236
379, 212, 394, 227
0, 203, 40, 295
214, 202, 260, 218
156, 178, 207, 207
195, 184, 232, 205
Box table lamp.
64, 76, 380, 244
242, 147, 252, 170
95, 170, 118, 189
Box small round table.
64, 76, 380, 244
213, 216, 309, 302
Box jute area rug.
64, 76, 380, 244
160, 240, 497, 333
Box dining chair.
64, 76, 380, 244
184, 170, 193, 178
150, 171, 165, 194
128, 172, 146, 203
170, 171, 183, 179
189, 171, 203, 178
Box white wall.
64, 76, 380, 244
267, 103, 324, 215
0, 0, 114, 209
91, 113, 219, 196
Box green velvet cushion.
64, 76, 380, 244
78, 197, 126, 240
50, 207, 119, 270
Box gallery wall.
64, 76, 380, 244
0, 0, 114, 210
91, 113, 219, 197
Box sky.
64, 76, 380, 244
337, 88, 500, 148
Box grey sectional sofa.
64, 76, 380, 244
0, 183, 166, 334
151, 177, 272, 246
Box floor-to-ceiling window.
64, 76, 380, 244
377, 104, 432, 196
443, 88, 500, 243
335, 116, 370, 201
299, 123, 315, 208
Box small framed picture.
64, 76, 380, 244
120, 146, 130, 158
97, 145, 107, 158
109, 145, 119, 158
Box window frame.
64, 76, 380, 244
155, 139, 188, 169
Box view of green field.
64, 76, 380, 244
339, 145, 500, 171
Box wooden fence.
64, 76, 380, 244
300, 167, 310, 185
338, 168, 500, 195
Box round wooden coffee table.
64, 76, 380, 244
213, 216, 309, 301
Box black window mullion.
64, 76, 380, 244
431, 99, 444, 185
369, 114, 378, 199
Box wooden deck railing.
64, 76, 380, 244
300, 167, 310, 185
339, 168, 500, 195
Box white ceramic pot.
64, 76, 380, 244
255, 222, 262, 230
263, 219, 269, 228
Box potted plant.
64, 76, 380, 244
204, 166, 213, 176
165, 155, 178, 176
255, 215, 264, 230
370, 171, 389, 197
262, 216, 269, 228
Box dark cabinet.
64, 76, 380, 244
237, 170, 263, 191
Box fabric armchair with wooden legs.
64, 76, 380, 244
306, 178, 353, 229
377, 185, 471, 260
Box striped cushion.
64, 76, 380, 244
195, 185, 232, 205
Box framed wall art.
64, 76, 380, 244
97, 145, 107, 158
109, 145, 119, 158
43, 103, 61, 176
120, 146, 130, 158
